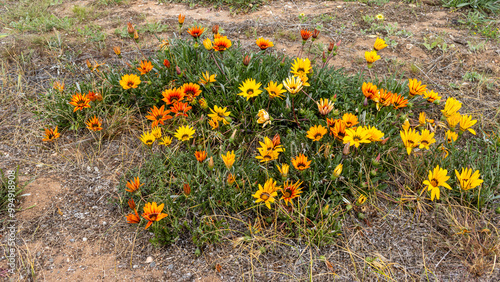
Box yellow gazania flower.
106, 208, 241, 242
419, 112, 426, 127
373, 37, 388, 51
255, 147, 279, 163
125, 177, 143, 193
140, 131, 155, 146
298, 73, 310, 87
357, 195, 367, 205
238, 78, 262, 100
53, 81, 64, 92
364, 50, 380, 67
375, 14, 385, 21
119, 74, 141, 90
423, 165, 451, 201
203, 38, 213, 50
158, 39, 169, 50
252, 178, 280, 209
290, 58, 312, 77
257, 109, 271, 127
330, 119, 347, 141
423, 90, 441, 103
199, 71, 217, 85
195, 151, 208, 163
159, 136, 172, 146
343, 127, 371, 148
181, 82, 202, 102
408, 79, 427, 97
459, 115, 477, 135
280, 180, 303, 206
227, 173, 236, 186
446, 112, 461, 130
292, 154, 311, 171
208, 118, 219, 130
259, 137, 283, 153
142, 202, 168, 229
69, 93, 91, 112
277, 163, 290, 178
441, 97, 462, 118
378, 89, 393, 108
333, 163, 343, 178
212, 36, 232, 52
362, 82, 378, 100
317, 98, 334, 115
85, 116, 103, 131
455, 168, 483, 191
265, 81, 286, 99
306, 125, 328, 141
198, 98, 208, 109
419, 129, 436, 150
402, 119, 410, 132
283, 75, 303, 96
221, 150, 236, 169
342, 113, 359, 128
42, 126, 60, 142
151, 127, 162, 139
256, 37, 274, 50
445, 130, 458, 143
208, 105, 231, 125
174, 125, 195, 141
137, 60, 153, 75
365, 126, 384, 142
400, 128, 421, 155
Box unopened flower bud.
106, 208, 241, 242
243, 55, 251, 66
312, 29, 320, 41
380, 137, 389, 145
343, 142, 350, 155
176, 65, 182, 76
363, 97, 368, 107
212, 24, 219, 34
208, 157, 214, 169
127, 22, 135, 35
328, 41, 335, 52
198, 98, 208, 109
128, 198, 136, 210
133, 30, 139, 41
113, 46, 121, 57
370, 170, 377, 177
163, 59, 170, 68
322, 51, 326, 62
183, 183, 191, 195
86, 59, 92, 69
178, 14, 185, 25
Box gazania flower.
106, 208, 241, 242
311, 29, 320, 40
365, 51, 380, 68
455, 168, 483, 191
333, 163, 343, 178
87, 91, 102, 102
178, 14, 185, 25
203, 38, 213, 50
238, 78, 262, 100
265, 81, 286, 99
378, 89, 393, 108
419, 112, 427, 127
344, 127, 371, 148
181, 83, 202, 102
423, 165, 451, 201
162, 87, 185, 105
53, 81, 64, 92
272, 134, 281, 148
277, 163, 289, 178
357, 195, 367, 205
145, 105, 172, 127
252, 178, 280, 209
174, 125, 195, 141
221, 150, 236, 169
170, 101, 192, 117
300, 29, 312, 41
208, 118, 219, 130
402, 119, 410, 132
281, 180, 303, 206
125, 177, 143, 193
419, 129, 436, 150
459, 115, 477, 135
151, 127, 162, 139
69, 93, 91, 112
283, 75, 303, 96
423, 90, 441, 103
42, 126, 60, 142
126, 209, 140, 224
259, 137, 283, 153
199, 71, 217, 85
158, 39, 169, 50
128, 198, 136, 210
159, 136, 172, 146
163, 59, 170, 68
183, 183, 191, 195
441, 97, 462, 118
330, 119, 346, 141
119, 74, 141, 90
392, 93, 409, 109
365, 126, 384, 142
317, 98, 334, 115
137, 60, 153, 75
212, 36, 232, 52
212, 25, 219, 34
408, 79, 427, 98
255, 147, 279, 163
198, 98, 208, 109
400, 128, 421, 155
195, 151, 207, 163
85, 116, 103, 131
208, 105, 231, 125
342, 113, 359, 128
142, 202, 168, 229
140, 131, 155, 146
292, 154, 311, 171
362, 82, 378, 100
375, 14, 385, 21
306, 125, 328, 141
446, 113, 461, 130
373, 37, 387, 51
227, 174, 236, 186
291, 58, 312, 78
446, 130, 458, 143
298, 73, 310, 87
256, 109, 271, 127
256, 38, 274, 50
187, 26, 205, 38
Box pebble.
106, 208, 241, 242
150, 262, 156, 267
167, 264, 174, 270
133, 265, 139, 269
82, 238, 87, 242
69, 239, 75, 243
145, 256, 153, 263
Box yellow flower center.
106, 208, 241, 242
181, 134, 189, 140
247, 89, 254, 95
260, 192, 270, 201
283, 189, 292, 198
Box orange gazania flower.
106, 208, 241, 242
195, 151, 207, 163
378, 89, 394, 108
137, 60, 153, 75
126, 209, 140, 224
145, 105, 172, 127
408, 79, 427, 98
292, 154, 311, 171
178, 14, 185, 25
362, 82, 378, 100
392, 93, 409, 109
85, 116, 103, 131
300, 29, 312, 41
170, 101, 192, 117
142, 202, 168, 229
69, 93, 91, 112
255, 38, 274, 50
162, 88, 185, 105
42, 126, 60, 142
329, 119, 346, 141
342, 113, 359, 128
213, 36, 232, 52
281, 180, 303, 206
181, 83, 202, 102
53, 81, 64, 92
187, 26, 205, 38
125, 177, 143, 193
87, 91, 102, 102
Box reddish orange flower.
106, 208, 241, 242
362, 82, 378, 100
181, 83, 202, 102
42, 126, 60, 142
300, 29, 312, 41
170, 101, 192, 117
187, 26, 205, 38
126, 209, 140, 224
161, 88, 185, 105
212, 36, 232, 52
195, 151, 207, 162
330, 119, 346, 141
87, 91, 102, 102
128, 198, 136, 210
142, 202, 168, 229
85, 115, 103, 131
69, 93, 91, 112
125, 177, 143, 193
145, 105, 172, 127
392, 93, 409, 109
137, 60, 153, 75
183, 183, 191, 195
378, 89, 394, 107
272, 134, 281, 148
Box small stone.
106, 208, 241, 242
133, 265, 139, 269
69, 239, 75, 243
167, 264, 174, 270
145, 256, 153, 263
102, 221, 107, 225
82, 238, 87, 242
150, 262, 156, 267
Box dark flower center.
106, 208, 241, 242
181, 134, 189, 140
128, 81, 134, 87
260, 192, 270, 201
314, 133, 322, 139
283, 189, 292, 198
430, 179, 438, 187
247, 89, 254, 95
